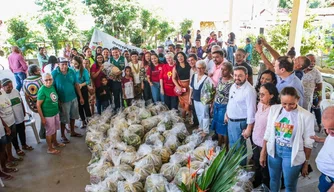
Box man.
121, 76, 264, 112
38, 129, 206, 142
164, 37, 173, 49
183, 30, 191, 53
109, 47, 127, 110
196, 30, 201, 41
122, 50, 130, 63
168, 44, 176, 54
157, 46, 166, 63
175, 44, 183, 53
209, 50, 225, 87
274, 56, 305, 106
195, 39, 204, 59
128, 51, 142, 99
188, 46, 197, 55
244, 38, 253, 64
293, 56, 311, 80
37, 47, 49, 69
226, 66, 256, 165
311, 106, 334, 192
8, 46, 28, 91
235, 48, 253, 85
52, 57, 84, 143
301, 54, 322, 111
217, 31, 223, 42
206, 45, 223, 73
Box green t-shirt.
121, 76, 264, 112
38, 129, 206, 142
37, 85, 59, 117
244, 44, 253, 61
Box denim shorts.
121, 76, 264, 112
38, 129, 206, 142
60, 98, 79, 124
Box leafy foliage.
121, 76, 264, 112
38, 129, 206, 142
35, 0, 79, 55
178, 140, 248, 192
279, 0, 330, 8
179, 19, 193, 37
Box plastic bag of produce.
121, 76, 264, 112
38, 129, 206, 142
152, 145, 172, 164
251, 184, 270, 192
173, 167, 196, 190
164, 134, 180, 153
134, 158, 157, 181
86, 131, 104, 151
165, 183, 181, 192
118, 172, 144, 192
183, 132, 203, 146
200, 79, 215, 105
107, 127, 122, 143
147, 102, 168, 116
145, 132, 165, 145
114, 118, 129, 130
136, 144, 162, 171
128, 124, 145, 138
122, 129, 141, 148
87, 156, 112, 184
145, 174, 168, 192
156, 114, 173, 132
159, 153, 183, 182
193, 140, 218, 161
143, 127, 158, 141
232, 170, 255, 192
119, 151, 137, 167
176, 142, 197, 154
85, 183, 110, 192
138, 107, 152, 120
171, 123, 189, 142
141, 116, 161, 132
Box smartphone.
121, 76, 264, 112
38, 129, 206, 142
257, 38, 262, 45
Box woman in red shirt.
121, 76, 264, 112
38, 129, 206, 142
147, 53, 164, 103
160, 53, 178, 110
140, 52, 152, 104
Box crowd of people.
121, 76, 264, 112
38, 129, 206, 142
0, 30, 333, 192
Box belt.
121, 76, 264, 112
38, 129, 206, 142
324, 174, 334, 183
276, 140, 292, 148
229, 118, 246, 122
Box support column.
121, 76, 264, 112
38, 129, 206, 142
288, 0, 307, 56
228, 0, 241, 37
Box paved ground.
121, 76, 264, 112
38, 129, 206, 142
0, 68, 325, 192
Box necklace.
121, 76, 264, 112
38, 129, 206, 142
131, 62, 140, 74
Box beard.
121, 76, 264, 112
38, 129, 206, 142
235, 79, 246, 86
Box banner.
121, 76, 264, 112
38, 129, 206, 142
89, 29, 142, 53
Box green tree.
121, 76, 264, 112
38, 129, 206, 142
35, 0, 79, 55
6, 16, 38, 56
267, 15, 324, 55
179, 19, 193, 36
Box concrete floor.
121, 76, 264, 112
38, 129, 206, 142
0, 68, 326, 192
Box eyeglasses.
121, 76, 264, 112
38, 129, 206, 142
44, 79, 53, 82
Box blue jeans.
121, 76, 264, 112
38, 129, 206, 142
151, 82, 164, 103
268, 144, 302, 192
227, 119, 247, 165
319, 173, 334, 192
227, 46, 235, 65
14, 72, 27, 91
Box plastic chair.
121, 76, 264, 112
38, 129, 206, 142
320, 99, 334, 113
24, 112, 41, 144
0, 177, 4, 187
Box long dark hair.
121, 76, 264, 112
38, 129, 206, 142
95, 53, 104, 65
142, 52, 151, 66
260, 83, 280, 105
175, 52, 189, 66
255, 70, 277, 93
48, 55, 58, 71
72, 56, 84, 78
229, 32, 235, 41
150, 53, 160, 70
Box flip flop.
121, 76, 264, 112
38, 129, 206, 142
47, 149, 60, 155
16, 150, 25, 156
53, 143, 66, 148
4, 168, 19, 173
1, 174, 14, 180
61, 137, 70, 144
22, 145, 34, 151
12, 157, 24, 162
70, 133, 83, 137
6, 161, 18, 167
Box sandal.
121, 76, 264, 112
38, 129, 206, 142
6, 161, 18, 167
70, 133, 83, 137
61, 137, 70, 144
12, 157, 24, 162
47, 149, 60, 155
3, 167, 19, 173
16, 150, 25, 156
22, 145, 34, 151
1, 173, 14, 180
53, 143, 66, 148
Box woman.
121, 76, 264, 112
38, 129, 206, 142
172, 52, 192, 121
95, 46, 102, 56
188, 54, 199, 126
226, 32, 236, 65
72, 56, 91, 128
211, 62, 234, 147
43, 55, 58, 74
260, 87, 315, 192
84, 47, 95, 68
70, 48, 78, 59
255, 70, 277, 102
37, 73, 65, 154
23, 64, 43, 113
102, 48, 110, 62
63, 44, 71, 60
160, 53, 178, 110
83, 59, 96, 115
252, 83, 279, 189
90, 53, 106, 115
140, 52, 152, 105
147, 53, 164, 103
189, 60, 212, 136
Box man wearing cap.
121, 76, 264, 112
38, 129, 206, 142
311, 106, 334, 192
52, 57, 84, 143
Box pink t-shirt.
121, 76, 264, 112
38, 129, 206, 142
210, 64, 222, 87
252, 102, 271, 147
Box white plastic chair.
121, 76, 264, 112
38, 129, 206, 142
320, 99, 334, 113
322, 81, 334, 100
0, 177, 4, 187
24, 112, 40, 144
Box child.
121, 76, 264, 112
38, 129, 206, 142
97, 77, 112, 112
121, 66, 135, 107
2, 79, 33, 154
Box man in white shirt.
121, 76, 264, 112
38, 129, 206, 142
226, 66, 257, 165
311, 106, 334, 192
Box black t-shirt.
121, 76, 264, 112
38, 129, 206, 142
236, 62, 253, 77
97, 85, 112, 102
196, 34, 201, 40
184, 34, 191, 45
176, 63, 191, 80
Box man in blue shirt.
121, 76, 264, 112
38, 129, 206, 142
52, 57, 84, 143
244, 38, 253, 65
274, 56, 304, 106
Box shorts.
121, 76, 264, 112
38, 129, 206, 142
45, 114, 60, 136
60, 98, 79, 124
5, 124, 16, 144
